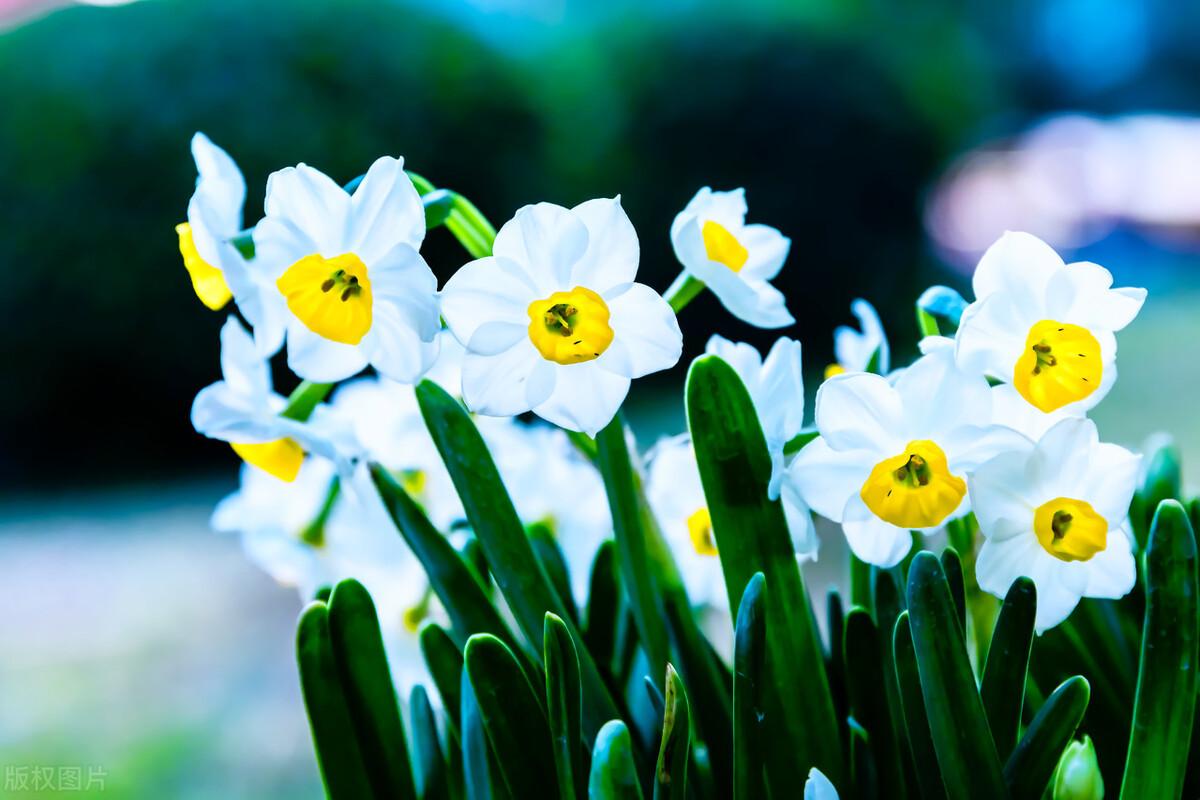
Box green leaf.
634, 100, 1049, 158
546, 613, 586, 800
417, 381, 620, 739
420, 624, 465, 739
849, 718, 878, 800
327, 579, 418, 800
686, 355, 841, 787
980, 576, 1036, 761
1004, 675, 1089, 799
940, 547, 966, 633
530, 522, 580, 623
1129, 439, 1182, 548
733, 573, 767, 800
826, 589, 849, 744
411, 685, 450, 800
782, 428, 819, 457
1121, 499, 1199, 799
906, 552, 1006, 799
589, 721, 644, 800
296, 601, 374, 800
844, 607, 907, 799
850, 553, 872, 609
466, 634, 556, 798
892, 611, 947, 800
280, 380, 334, 421
461, 664, 508, 800
370, 464, 521, 653
584, 541, 620, 675
654, 665, 690, 800
595, 417, 671, 679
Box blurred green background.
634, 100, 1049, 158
2, 0, 1198, 796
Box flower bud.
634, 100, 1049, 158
1053, 736, 1103, 800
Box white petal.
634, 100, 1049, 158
954, 293, 1030, 380
219, 316, 272, 397
264, 163, 350, 252
690, 255, 794, 328
441, 256, 541, 350
757, 337, 806, 445
532, 362, 631, 436
492, 202, 589, 293
598, 282, 682, 378
461, 340, 546, 417
190, 132, 245, 235
968, 447, 1037, 541
943, 424, 1032, 473
222, 253, 288, 357
738, 223, 790, 282
971, 231, 1062, 308
804, 768, 840, 800
360, 243, 440, 383
569, 197, 639, 292
1033, 417, 1101, 498
835, 298, 889, 373
191, 382, 276, 442
786, 438, 873, 522
841, 495, 914, 568
813, 373, 904, 454
286, 320, 369, 382
1084, 523, 1136, 599
893, 345, 992, 440
682, 187, 748, 230
1047, 261, 1146, 332
782, 480, 819, 560
347, 155, 425, 260
1082, 444, 1141, 527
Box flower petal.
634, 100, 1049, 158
971, 231, 1061, 309
461, 340, 545, 417
492, 202, 589, 293
441, 256, 540, 350
286, 320, 369, 382
597, 282, 682, 378
738, 223, 790, 281
786, 437, 873, 522
264, 163, 350, 252
190, 132, 245, 235
813, 372, 904, 454
1047, 261, 1146, 332
347, 155, 425, 260
532, 361, 631, 436
569, 197, 639, 292
841, 494, 915, 567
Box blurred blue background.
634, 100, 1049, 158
2, 0, 1198, 796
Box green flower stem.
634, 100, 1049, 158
407, 170, 496, 260
849, 553, 872, 610
916, 306, 940, 338
281, 380, 335, 422
664, 272, 706, 315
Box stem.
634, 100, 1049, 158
849, 553, 872, 610
664, 272, 706, 315
916, 307, 940, 338
407, 170, 495, 260
281, 380, 335, 422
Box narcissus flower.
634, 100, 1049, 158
787, 340, 1028, 567
805, 769, 839, 800
254, 156, 441, 383
670, 187, 793, 328
955, 231, 1145, 414
440, 198, 682, 435
970, 417, 1139, 631
825, 298, 889, 378
176, 133, 245, 311
192, 317, 353, 481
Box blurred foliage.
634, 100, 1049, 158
0, 0, 1024, 487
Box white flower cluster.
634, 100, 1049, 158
181, 132, 1148, 693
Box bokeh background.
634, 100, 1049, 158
2, 0, 1198, 796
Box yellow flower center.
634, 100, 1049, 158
687, 507, 718, 556
825, 363, 847, 379
1012, 320, 1101, 412
860, 440, 966, 529
702, 220, 749, 272
527, 286, 614, 365
231, 438, 304, 482
276, 253, 373, 345
176, 222, 232, 311
1034, 497, 1107, 562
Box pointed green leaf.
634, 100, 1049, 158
906, 552, 1005, 799
685, 355, 841, 788
940, 547, 966, 633
980, 576, 1036, 761
733, 573, 767, 800
1129, 439, 1181, 548
1121, 499, 1199, 799
584, 541, 620, 675
589, 721, 644, 800
530, 522, 580, 623
327, 579, 418, 800
296, 602, 373, 800
370, 464, 519, 652
849, 718, 878, 800
461, 664, 508, 800
466, 634, 556, 798
417, 381, 620, 739
826, 589, 849, 745
893, 611, 947, 800
411, 685, 450, 800
844, 607, 907, 798
546, 613, 586, 800
654, 665, 690, 800
1004, 675, 1089, 798
420, 624, 464, 739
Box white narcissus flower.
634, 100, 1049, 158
670, 187, 793, 328
703, 335, 818, 558
253, 156, 441, 383
787, 340, 1029, 567
970, 418, 1140, 632
826, 298, 889, 377
177, 132, 245, 311
191, 317, 353, 481
955, 231, 1146, 415
440, 198, 682, 436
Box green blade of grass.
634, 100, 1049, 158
1004, 675, 1089, 798
653, 665, 691, 800
980, 577, 1036, 762
733, 573, 767, 800
844, 607, 907, 799
892, 612, 947, 800
420, 623, 465, 740
411, 685, 450, 800
546, 613, 586, 800
589, 721, 645, 800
